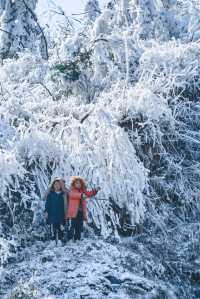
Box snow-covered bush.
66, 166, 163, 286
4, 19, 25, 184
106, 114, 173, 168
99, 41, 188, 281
0, 235, 19, 267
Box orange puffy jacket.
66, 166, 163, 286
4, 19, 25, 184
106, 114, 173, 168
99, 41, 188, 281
65, 188, 97, 221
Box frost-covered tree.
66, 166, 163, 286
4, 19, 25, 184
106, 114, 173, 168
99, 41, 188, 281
84, 0, 101, 23
132, 0, 158, 39
161, 0, 177, 7
185, 3, 200, 41
0, 0, 48, 60
131, 0, 180, 40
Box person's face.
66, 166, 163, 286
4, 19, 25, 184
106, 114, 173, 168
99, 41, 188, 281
60, 180, 65, 189
53, 181, 61, 191
75, 180, 81, 189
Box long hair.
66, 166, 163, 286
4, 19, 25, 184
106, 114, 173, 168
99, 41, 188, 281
49, 178, 62, 192
71, 176, 86, 190
43, 177, 63, 200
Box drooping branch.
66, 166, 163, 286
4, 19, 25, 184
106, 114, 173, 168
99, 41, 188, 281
22, 0, 49, 60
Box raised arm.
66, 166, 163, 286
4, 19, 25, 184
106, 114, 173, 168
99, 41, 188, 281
83, 187, 101, 198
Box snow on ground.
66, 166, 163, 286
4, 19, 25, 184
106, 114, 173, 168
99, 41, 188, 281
0, 237, 177, 299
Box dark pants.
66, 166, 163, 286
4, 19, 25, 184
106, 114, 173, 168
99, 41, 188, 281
50, 223, 64, 242
68, 211, 84, 241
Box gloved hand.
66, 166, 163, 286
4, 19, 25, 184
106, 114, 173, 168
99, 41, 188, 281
81, 192, 87, 200
60, 225, 65, 231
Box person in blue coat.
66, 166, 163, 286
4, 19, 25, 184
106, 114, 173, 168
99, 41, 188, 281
44, 178, 65, 243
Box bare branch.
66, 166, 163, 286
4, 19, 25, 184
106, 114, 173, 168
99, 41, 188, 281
0, 82, 6, 101
0, 28, 12, 36
80, 108, 95, 124
72, 11, 90, 16
39, 82, 56, 101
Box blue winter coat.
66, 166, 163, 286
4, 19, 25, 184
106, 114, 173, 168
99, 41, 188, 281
45, 191, 65, 224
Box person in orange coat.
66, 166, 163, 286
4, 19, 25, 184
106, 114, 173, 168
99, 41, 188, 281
66, 176, 100, 241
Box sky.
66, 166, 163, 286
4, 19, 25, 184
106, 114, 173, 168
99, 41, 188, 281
55, 0, 107, 14
37, 0, 106, 29
57, 0, 87, 15
37, 0, 85, 23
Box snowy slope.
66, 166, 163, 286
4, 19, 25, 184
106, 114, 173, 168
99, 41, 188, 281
1, 237, 178, 299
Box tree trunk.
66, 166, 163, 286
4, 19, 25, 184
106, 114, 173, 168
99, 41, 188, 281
0, 0, 48, 60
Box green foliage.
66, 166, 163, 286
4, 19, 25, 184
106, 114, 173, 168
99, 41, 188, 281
55, 62, 80, 81
55, 64, 67, 73
54, 49, 93, 82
